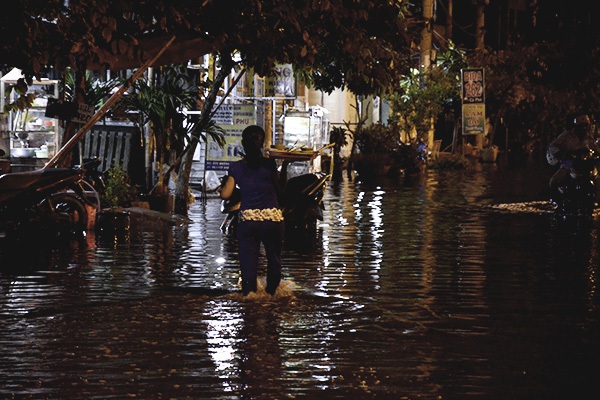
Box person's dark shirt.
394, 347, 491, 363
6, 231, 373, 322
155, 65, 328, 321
227, 158, 280, 211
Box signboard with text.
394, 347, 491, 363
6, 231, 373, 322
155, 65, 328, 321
205, 104, 256, 171
461, 68, 485, 135
462, 103, 486, 135
461, 68, 485, 103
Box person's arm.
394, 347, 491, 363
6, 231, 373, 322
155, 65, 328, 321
219, 175, 236, 200
279, 160, 290, 188
270, 159, 289, 201
547, 132, 569, 163
587, 134, 600, 154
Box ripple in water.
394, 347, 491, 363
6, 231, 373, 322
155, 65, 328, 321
1, 167, 600, 399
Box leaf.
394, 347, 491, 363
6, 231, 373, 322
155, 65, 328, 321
118, 39, 127, 54
102, 26, 112, 42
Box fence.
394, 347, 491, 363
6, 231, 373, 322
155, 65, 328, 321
82, 125, 135, 172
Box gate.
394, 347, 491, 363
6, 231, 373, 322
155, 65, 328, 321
82, 126, 135, 172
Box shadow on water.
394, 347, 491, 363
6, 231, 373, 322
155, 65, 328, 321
1, 159, 600, 399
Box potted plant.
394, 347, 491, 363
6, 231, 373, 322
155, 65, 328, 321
327, 126, 351, 181
115, 64, 223, 211
96, 164, 137, 232
351, 123, 399, 177
480, 144, 499, 162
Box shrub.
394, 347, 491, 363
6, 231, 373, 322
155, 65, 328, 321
353, 123, 401, 156
427, 154, 469, 170
101, 165, 137, 209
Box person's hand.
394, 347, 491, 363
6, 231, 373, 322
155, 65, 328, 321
219, 174, 230, 188
219, 175, 235, 200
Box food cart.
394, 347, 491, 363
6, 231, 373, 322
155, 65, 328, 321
275, 106, 330, 176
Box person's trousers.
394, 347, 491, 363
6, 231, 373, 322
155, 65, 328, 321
236, 220, 284, 295
549, 167, 569, 191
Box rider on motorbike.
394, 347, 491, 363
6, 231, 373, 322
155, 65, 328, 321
546, 114, 600, 198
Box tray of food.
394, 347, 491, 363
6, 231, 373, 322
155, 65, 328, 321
268, 146, 316, 160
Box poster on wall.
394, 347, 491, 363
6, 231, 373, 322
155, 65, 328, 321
205, 104, 256, 171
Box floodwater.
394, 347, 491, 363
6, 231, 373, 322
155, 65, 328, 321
1, 158, 599, 400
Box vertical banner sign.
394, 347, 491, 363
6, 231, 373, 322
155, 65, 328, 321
206, 104, 256, 171
461, 68, 485, 135
273, 64, 295, 96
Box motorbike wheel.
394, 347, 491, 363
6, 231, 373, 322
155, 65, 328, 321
555, 180, 595, 217
41, 192, 89, 235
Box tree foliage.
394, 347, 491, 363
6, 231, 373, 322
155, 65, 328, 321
116, 64, 226, 194
63, 69, 119, 109
1, 0, 421, 97
468, 35, 600, 155
1, 0, 424, 216
386, 43, 467, 141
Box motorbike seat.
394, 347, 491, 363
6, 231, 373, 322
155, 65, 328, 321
282, 173, 330, 206
285, 174, 319, 196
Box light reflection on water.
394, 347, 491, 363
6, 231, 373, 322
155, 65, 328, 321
1, 162, 600, 399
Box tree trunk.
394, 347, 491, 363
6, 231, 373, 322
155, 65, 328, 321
420, 0, 434, 71
473, 0, 488, 150
173, 54, 235, 217
474, 0, 489, 51
345, 97, 370, 181
445, 0, 453, 39
58, 69, 86, 167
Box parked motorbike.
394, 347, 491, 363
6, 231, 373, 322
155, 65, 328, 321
219, 171, 331, 233
280, 172, 331, 229
79, 158, 107, 196
0, 164, 99, 242
219, 175, 241, 232
551, 147, 599, 218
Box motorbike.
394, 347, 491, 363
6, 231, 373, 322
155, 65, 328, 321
551, 147, 599, 218
219, 175, 242, 232
219, 171, 331, 233
280, 172, 331, 229
79, 157, 107, 196
0, 163, 99, 242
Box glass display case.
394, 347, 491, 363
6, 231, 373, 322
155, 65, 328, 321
1, 69, 60, 169
282, 107, 329, 150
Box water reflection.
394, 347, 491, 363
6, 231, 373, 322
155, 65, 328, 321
1, 163, 600, 399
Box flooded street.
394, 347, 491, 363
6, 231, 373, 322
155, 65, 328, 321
1, 159, 599, 399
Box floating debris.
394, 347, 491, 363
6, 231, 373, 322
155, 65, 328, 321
487, 200, 557, 214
